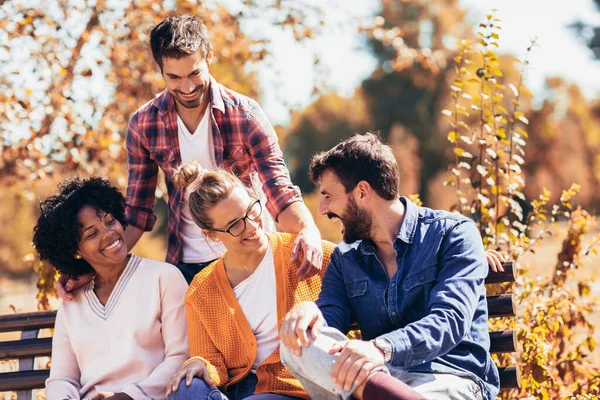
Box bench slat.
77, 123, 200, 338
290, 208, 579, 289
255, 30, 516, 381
0, 311, 57, 333
489, 330, 517, 353
0, 338, 52, 360
498, 365, 520, 389
0, 370, 49, 392
0, 366, 522, 392
487, 294, 516, 318
485, 262, 515, 284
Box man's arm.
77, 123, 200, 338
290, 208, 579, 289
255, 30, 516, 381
124, 112, 159, 239
377, 219, 488, 367
277, 202, 323, 280
245, 100, 323, 279
55, 114, 157, 301
315, 248, 353, 333
279, 247, 350, 354
124, 225, 144, 252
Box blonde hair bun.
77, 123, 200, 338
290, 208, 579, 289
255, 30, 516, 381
173, 162, 203, 190
172, 162, 244, 230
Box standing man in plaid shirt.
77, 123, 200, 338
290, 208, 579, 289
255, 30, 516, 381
56, 15, 323, 295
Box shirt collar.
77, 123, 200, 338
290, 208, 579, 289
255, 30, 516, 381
358, 196, 418, 256
396, 196, 418, 244
153, 75, 225, 114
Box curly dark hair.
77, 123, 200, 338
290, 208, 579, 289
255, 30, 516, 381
32, 177, 127, 278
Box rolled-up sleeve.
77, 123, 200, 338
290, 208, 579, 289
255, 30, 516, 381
125, 113, 158, 231
245, 101, 302, 220
378, 219, 488, 367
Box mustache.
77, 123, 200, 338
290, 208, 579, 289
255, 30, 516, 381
327, 212, 341, 220
175, 86, 202, 96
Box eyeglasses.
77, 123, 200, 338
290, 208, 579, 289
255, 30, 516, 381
212, 199, 262, 237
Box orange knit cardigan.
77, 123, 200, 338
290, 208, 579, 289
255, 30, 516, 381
184, 232, 335, 399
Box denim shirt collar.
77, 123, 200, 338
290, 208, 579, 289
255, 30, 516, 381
359, 196, 419, 256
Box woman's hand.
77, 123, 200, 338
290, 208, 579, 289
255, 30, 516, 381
485, 250, 506, 273
166, 360, 213, 396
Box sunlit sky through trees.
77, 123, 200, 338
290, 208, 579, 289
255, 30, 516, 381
2, 0, 599, 134
255, 0, 600, 124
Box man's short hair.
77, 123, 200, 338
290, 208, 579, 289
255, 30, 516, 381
150, 15, 212, 70
309, 132, 400, 200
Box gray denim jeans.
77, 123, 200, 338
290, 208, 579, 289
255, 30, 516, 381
280, 327, 484, 400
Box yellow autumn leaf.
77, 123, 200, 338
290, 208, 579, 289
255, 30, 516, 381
447, 131, 459, 143
587, 337, 596, 352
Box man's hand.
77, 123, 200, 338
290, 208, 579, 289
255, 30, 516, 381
291, 225, 323, 281
328, 339, 385, 392
90, 392, 131, 400
166, 360, 213, 396
280, 302, 325, 356
485, 250, 506, 273
56, 272, 94, 301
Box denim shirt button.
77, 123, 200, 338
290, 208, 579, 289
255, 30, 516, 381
419, 274, 425, 280
391, 312, 397, 316
391, 282, 396, 287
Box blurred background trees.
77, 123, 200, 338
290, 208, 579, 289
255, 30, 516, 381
0, 0, 599, 397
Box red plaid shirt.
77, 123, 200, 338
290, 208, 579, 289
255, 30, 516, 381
125, 76, 302, 265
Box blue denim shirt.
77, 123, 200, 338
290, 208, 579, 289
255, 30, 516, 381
316, 197, 500, 400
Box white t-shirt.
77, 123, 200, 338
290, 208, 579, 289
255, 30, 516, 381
233, 242, 279, 372
177, 111, 227, 263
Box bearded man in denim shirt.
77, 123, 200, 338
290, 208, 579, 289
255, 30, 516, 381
279, 133, 500, 400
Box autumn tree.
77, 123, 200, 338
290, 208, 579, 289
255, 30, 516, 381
284, 91, 372, 191
0, 0, 325, 191
0, 0, 327, 300
525, 78, 600, 211
360, 0, 470, 205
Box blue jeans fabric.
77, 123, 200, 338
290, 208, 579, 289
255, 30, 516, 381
167, 375, 299, 400
176, 259, 216, 284
316, 197, 500, 400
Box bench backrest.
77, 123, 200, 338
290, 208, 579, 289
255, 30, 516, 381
0, 262, 519, 397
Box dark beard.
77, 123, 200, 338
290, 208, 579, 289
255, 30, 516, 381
341, 197, 372, 244
174, 86, 205, 109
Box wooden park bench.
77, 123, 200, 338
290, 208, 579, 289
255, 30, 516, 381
0, 262, 520, 399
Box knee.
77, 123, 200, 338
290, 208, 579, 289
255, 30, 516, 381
280, 342, 327, 379
280, 343, 300, 375
168, 377, 221, 400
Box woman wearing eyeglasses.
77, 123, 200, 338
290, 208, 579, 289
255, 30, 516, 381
166, 164, 335, 400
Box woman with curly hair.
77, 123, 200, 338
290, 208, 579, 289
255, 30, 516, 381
32, 177, 189, 400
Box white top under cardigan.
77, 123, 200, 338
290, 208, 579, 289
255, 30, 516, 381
45, 255, 190, 400
232, 242, 278, 373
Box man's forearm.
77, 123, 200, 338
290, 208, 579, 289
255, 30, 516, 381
277, 201, 317, 233
124, 225, 144, 251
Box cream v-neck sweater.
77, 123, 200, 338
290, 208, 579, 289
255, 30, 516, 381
45, 255, 190, 400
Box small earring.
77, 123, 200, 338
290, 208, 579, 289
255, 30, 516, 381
213, 237, 221, 243
75, 254, 81, 259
